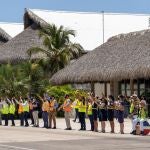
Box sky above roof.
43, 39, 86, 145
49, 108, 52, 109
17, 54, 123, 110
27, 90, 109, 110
0, 0, 150, 23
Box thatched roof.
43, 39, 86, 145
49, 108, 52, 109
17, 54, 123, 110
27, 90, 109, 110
0, 23, 45, 63
50, 29, 150, 85
24, 8, 48, 29
0, 27, 12, 45
0, 9, 47, 63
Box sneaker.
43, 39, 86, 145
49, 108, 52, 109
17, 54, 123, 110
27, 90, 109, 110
52, 127, 56, 129
130, 130, 135, 134
65, 128, 72, 130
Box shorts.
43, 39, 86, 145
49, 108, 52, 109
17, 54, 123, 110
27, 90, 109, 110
118, 111, 124, 123
99, 109, 107, 121
92, 110, 98, 121
107, 109, 114, 121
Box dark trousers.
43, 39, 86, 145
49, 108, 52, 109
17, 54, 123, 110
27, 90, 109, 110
74, 108, 79, 122
19, 113, 24, 126
3, 114, 8, 126
42, 111, 48, 128
88, 115, 94, 131
9, 114, 15, 125
29, 110, 34, 124
24, 111, 29, 126
79, 112, 86, 130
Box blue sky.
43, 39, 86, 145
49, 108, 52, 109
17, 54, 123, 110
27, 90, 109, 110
0, 0, 150, 23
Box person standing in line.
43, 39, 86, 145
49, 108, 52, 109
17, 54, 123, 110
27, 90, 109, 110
117, 95, 125, 134
107, 95, 115, 133
1, 98, 9, 126
15, 97, 24, 126
72, 92, 80, 123
8, 98, 16, 126
22, 98, 29, 127
59, 94, 72, 130
41, 96, 49, 128
32, 99, 39, 127
48, 96, 58, 129
87, 98, 94, 131
78, 96, 87, 131
92, 96, 99, 132
99, 94, 108, 133
29, 98, 34, 125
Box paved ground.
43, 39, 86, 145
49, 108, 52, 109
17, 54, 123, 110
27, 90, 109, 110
0, 118, 149, 150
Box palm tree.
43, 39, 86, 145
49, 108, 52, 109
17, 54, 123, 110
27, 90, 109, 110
27, 24, 84, 75
0, 64, 29, 98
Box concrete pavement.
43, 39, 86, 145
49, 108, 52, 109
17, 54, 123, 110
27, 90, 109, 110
0, 118, 149, 150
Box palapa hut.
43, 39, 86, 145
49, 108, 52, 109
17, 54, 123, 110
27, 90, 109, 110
0, 11, 46, 64
50, 29, 150, 108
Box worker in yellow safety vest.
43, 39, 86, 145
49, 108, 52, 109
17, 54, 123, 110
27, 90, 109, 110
78, 96, 87, 130
23, 98, 29, 127
1, 99, 9, 126
87, 98, 94, 131
8, 98, 16, 126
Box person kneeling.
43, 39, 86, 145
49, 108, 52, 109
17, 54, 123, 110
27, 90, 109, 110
132, 100, 148, 135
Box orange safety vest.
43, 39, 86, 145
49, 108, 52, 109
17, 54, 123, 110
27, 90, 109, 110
63, 99, 72, 112
18, 103, 23, 114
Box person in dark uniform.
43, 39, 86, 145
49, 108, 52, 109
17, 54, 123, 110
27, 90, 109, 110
117, 95, 125, 134
99, 94, 108, 133
107, 95, 115, 133
92, 96, 98, 132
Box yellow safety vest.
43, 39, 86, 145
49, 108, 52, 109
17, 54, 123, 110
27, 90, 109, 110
23, 104, 29, 112
87, 103, 92, 115
78, 101, 86, 113
139, 107, 148, 119
74, 99, 79, 109
9, 104, 16, 114
2, 104, 9, 114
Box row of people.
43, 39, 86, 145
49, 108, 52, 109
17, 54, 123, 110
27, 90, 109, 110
0, 93, 149, 135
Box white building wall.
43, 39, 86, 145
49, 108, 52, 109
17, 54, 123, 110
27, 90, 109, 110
31, 9, 150, 50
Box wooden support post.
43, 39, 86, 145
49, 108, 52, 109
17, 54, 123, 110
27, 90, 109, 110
130, 79, 134, 95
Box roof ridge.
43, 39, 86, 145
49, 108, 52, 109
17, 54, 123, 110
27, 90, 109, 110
0, 27, 12, 41
25, 8, 48, 27
107, 29, 150, 42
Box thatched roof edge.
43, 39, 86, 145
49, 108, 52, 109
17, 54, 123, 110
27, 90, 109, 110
0, 27, 12, 41
24, 8, 48, 29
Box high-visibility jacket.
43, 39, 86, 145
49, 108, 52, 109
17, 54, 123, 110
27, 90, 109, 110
18, 104, 24, 114
73, 99, 79, 109
23, 104, 29, 112
130, 103, 134, 114
78, 101, 86, 113
9, 104, 16, 114
63, 99, 72, 112
87, 103, 92, 115
2, 104, 9, 114
139, 107, 148, 119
